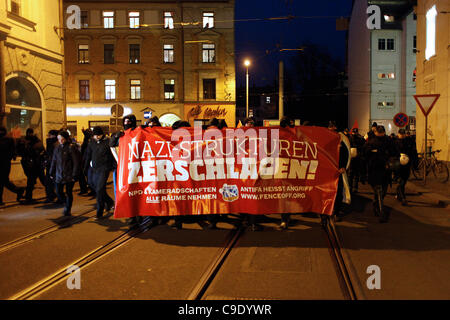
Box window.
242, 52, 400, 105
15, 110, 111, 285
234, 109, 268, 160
203, 79, 216, 99
426, 5, 437, 60
78, 44, 89, 64
103, 11, 114, 28
81, 11, 88, 28
104, 44, 114, 64
384, 15, 394, 22
164, 79, 175, 100
129, 11, 140, 29
79, 80, 90, 100
105, 80, 116, 100
413, 35, 417, 52
377, 101, 394, 107
266, 97, 271, 104
164, 12, 174, 29
377, 73, 395, 79
129, 44, 140, 64
10, 0, 20, 15
202, 44, 215, 63
387, 39, 395, 50
164, 44, 174, 63
378, 38, 395, 51
130, 80, 141, 100
203, 12, 214, 28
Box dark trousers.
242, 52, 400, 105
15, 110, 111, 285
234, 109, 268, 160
56, 181, 74, 215
93, 169, 113, 217
396, 165, 411, 201
24, 167, 47, 200
371, 183, 388, 214
45, 165, 58, 201
0, 162, 21, 202
78, 169, 88, 193
348, 161, 360, 193
334, 175, 344, 214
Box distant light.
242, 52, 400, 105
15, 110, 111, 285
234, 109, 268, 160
244, 60, 251, 67
384, 15, 394, 22
67, 107, 132, 117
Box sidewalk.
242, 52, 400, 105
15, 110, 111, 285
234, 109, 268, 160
408, 176, 450, 207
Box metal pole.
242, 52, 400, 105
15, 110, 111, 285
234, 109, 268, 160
424, 115, 427, 184
279, 60, 284, 119
246, 66, 249, 118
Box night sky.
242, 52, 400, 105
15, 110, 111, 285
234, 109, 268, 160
235, 0, 353, 88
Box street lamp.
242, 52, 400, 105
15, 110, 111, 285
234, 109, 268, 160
244, 59, 251, 118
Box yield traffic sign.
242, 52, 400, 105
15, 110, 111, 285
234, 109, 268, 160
413, 94, 440, 116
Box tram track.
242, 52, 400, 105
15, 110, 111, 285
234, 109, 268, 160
0, 208, 99, 255
8, 216, 154, 300
322, 216, 358, 300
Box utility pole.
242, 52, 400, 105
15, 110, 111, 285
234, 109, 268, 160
279, 60, 284, 119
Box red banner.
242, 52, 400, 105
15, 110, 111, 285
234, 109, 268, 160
114, 126, 340, 218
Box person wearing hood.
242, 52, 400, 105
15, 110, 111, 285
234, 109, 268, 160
16, 128, 48, 203
0, 126, 24, 205
85, 126, 116, 219
49, 131, 81, 216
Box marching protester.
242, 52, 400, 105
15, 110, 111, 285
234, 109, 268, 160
348, 128, 366, 194
147, 116, 162, 128
85, 126, 116, 220
364, 125, 398, 223
394, 128, 417, 206
110, 114, 146, 226
49, 131, 81, 217
44, 130, 59, 203
0, 126, 24, 205
365, 122, 378, 140
16, 128, 49, 203
81, 128, 96, 197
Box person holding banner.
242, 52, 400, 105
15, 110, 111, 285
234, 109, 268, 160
88, 126, 116, 220
279, 116, 295, 230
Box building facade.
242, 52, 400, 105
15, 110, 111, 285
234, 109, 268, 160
0, 0, 65, 180
348, 0, 417, 136
416, 0, 450, 161
63, 0, 236, 140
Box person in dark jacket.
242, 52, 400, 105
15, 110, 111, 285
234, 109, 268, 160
43, 130, 59, 203
49, 131, 81, 216
348, 128, 366, 194
110, 114, 146, 226
81, 128, 95, 197
86, 126, 116, 219
394, 128, 417, 206
364, 126, 399, 222
17, 128, 48, 203
0, 126, 24, 205
279, 116, 295, 229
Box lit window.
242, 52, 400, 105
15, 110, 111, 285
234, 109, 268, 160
266, 97, 271, 104
78, 44, 89, 64
164, 12, 174, 29
426, 5, 437, 60
203, 12, 214, 28
202, 43, 215, 63
164, 44, 174, 63
384, 15, 394, 22
164, 79, 175, 100
130, 80, 141, 100
103, 11, 114, 29
129, 12, 140, 29
79, 80, 90, 100
377, 73, 395, 79
129, 44, 140, 64
105, 80, 116, 100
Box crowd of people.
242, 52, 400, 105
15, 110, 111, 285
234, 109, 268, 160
0, 115, 417, 230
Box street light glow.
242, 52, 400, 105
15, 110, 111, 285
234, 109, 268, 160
244, 60, 251, 67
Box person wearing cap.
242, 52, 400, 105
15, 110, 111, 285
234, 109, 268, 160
393, 128, 417, 206
49, 131, 81, 216
364, 125, 398, 222
86, 126, 116, 219
348, 128, 366, 194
